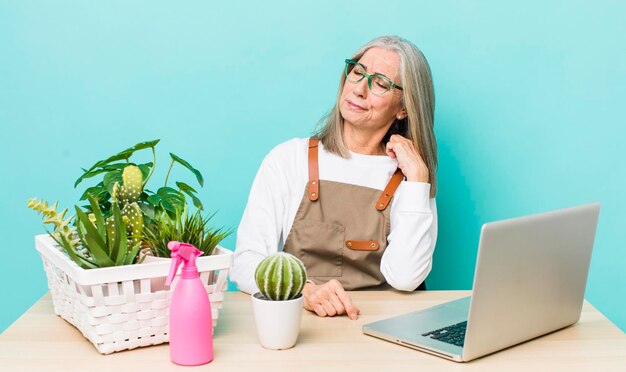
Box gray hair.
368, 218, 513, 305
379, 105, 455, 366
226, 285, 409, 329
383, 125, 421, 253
315, 35, 437, 197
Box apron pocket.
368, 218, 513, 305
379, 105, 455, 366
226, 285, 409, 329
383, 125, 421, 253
293, 220, 345, 278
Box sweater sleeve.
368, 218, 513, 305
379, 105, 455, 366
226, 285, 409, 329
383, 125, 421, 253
230, 153, 287, 294
380, 181, 437, 291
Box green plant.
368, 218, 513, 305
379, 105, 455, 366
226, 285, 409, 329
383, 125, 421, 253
254, 253, 307, 301
27, 198, 80, 251
72, 194, 143, 268
143, 207, 232, 258
74, 140, 205, 224
28, 139, 231, 269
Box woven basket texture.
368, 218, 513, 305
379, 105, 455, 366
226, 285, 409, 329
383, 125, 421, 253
35, 234, 233, 354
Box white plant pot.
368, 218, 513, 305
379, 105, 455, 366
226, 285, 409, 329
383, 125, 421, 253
251, 292, 304, 350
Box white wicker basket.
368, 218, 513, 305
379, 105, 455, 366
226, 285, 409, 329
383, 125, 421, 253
34, 234, 233, 354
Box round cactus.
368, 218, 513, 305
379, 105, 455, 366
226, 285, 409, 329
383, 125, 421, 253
254, 252, 307, 301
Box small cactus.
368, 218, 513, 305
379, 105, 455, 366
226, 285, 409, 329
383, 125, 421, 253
255, 252, 307, 301
107, 165, 144, 248
120, 165, 142, 204
123, 202, 143, 246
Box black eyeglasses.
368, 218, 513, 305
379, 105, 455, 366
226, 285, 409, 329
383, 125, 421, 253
344, 59, 403, 96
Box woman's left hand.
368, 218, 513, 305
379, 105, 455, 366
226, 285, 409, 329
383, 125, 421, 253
385, 134, 429, 182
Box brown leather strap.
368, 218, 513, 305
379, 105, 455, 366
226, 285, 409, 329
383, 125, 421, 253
376, 169, 404, 211
345, 240, 380, 251
308, 137, 319, 201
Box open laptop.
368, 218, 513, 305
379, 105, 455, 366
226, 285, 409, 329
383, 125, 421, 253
363, 203, 600, 362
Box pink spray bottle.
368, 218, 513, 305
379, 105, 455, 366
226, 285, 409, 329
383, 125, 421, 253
165, 241, 213, 366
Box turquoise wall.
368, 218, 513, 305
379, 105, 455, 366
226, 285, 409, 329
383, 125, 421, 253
1, 1, 624, 334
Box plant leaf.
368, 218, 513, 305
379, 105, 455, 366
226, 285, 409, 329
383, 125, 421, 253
75, 140, 160, 187
103, 170, 123, 193
137, 162, 153, 180
138, 202, 155, 220
170, 153, 204, 187
79, 182, 108, 201
74, 206, 113, 266
48, 230, 98, 269
148, 193, 176, 213
109, 202, 124, 264
175, 181, 197, 194
176, 182, 203, 210
74, 163, 133, 188
157, 187, 186, 213
124, 242, 142, 265
86, 194, 106, 242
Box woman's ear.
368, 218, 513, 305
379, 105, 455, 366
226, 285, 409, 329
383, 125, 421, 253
396, 109, 407, 120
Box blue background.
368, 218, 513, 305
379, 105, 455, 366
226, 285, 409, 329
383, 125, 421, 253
1, 1, 625, 333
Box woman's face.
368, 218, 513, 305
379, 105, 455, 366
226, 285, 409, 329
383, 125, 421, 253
339, 47, 406, 134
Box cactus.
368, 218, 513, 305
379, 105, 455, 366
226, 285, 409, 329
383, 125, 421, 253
123, 202, 143, 246
107, 165, 144, 248
27, 198, 80, 250
254, 252, 307, 301
120, 165, 142, 204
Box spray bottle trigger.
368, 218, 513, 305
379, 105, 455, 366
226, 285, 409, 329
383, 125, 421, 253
165, 241, 183, 287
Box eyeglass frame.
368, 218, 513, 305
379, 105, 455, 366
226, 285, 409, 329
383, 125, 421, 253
344, 59, 403, 95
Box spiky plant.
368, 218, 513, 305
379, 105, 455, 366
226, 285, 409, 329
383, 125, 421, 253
27, 198, 80, 251
143, 207, 232, 258
254, 253, 307, 301
104, 165, 144, 248
71, 194, 143, 268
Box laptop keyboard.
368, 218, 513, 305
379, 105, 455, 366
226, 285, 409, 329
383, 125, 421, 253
421, 321, 467, 347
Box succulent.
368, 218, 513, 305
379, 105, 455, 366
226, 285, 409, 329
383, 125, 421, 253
27, 198, 80, 251
73, 194, 143, 268
254, 253, 307, 301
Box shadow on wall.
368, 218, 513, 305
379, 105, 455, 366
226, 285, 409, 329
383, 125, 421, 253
426, 131, 483, 290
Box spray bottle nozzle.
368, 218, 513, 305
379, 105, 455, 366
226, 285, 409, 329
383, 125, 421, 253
165, 241, 203, 287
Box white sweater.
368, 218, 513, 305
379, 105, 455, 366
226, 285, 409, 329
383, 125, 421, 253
230, 138, 438, 294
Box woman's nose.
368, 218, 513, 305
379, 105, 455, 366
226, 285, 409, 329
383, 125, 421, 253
352, 78, 368, 98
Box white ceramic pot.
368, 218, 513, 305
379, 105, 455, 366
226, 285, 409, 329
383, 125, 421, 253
251, 293, 304, 350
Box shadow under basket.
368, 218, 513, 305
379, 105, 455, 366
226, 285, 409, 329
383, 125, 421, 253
34, 234, 233, 355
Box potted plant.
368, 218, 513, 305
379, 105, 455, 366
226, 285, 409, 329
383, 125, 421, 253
251, 252, 307, 350
26, 140, 233, 354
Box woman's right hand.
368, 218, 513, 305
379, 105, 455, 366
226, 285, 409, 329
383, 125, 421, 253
302, 279, 360, 320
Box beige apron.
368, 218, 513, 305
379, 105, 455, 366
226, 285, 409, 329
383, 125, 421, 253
283, 137, 405, 290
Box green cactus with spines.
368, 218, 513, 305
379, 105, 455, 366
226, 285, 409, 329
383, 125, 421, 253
105, 165, 144, 248
119, 165, 142, 204
123, 202, 143, 246
255, 252, 307, 301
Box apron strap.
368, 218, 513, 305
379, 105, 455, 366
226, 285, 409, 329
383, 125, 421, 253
376, 169, 404, 211
308, 137, 320, 201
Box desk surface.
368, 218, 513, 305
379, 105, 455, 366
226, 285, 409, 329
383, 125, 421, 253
1, 290, 625, 371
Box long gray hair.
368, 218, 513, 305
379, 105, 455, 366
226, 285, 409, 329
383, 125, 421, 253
316, 35, 437, 197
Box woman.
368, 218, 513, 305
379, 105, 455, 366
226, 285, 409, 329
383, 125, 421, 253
230, 35, 437, 320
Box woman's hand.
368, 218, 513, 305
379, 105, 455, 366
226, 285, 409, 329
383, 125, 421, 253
385, 134, 429, 182
302, 279, 360, 320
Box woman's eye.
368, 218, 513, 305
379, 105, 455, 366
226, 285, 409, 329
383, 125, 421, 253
353, 69, 364, 76
376, 81, 389, 89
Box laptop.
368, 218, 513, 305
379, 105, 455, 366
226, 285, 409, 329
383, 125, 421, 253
363, 203, 600, 362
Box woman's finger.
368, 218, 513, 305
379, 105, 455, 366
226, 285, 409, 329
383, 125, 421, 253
334, 285, 359, 320
321, 299, 337, 316
312, 303, 327, 317
328, 294, 346, 315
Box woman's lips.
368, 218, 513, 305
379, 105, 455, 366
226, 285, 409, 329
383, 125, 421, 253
346, 99, 366, 110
